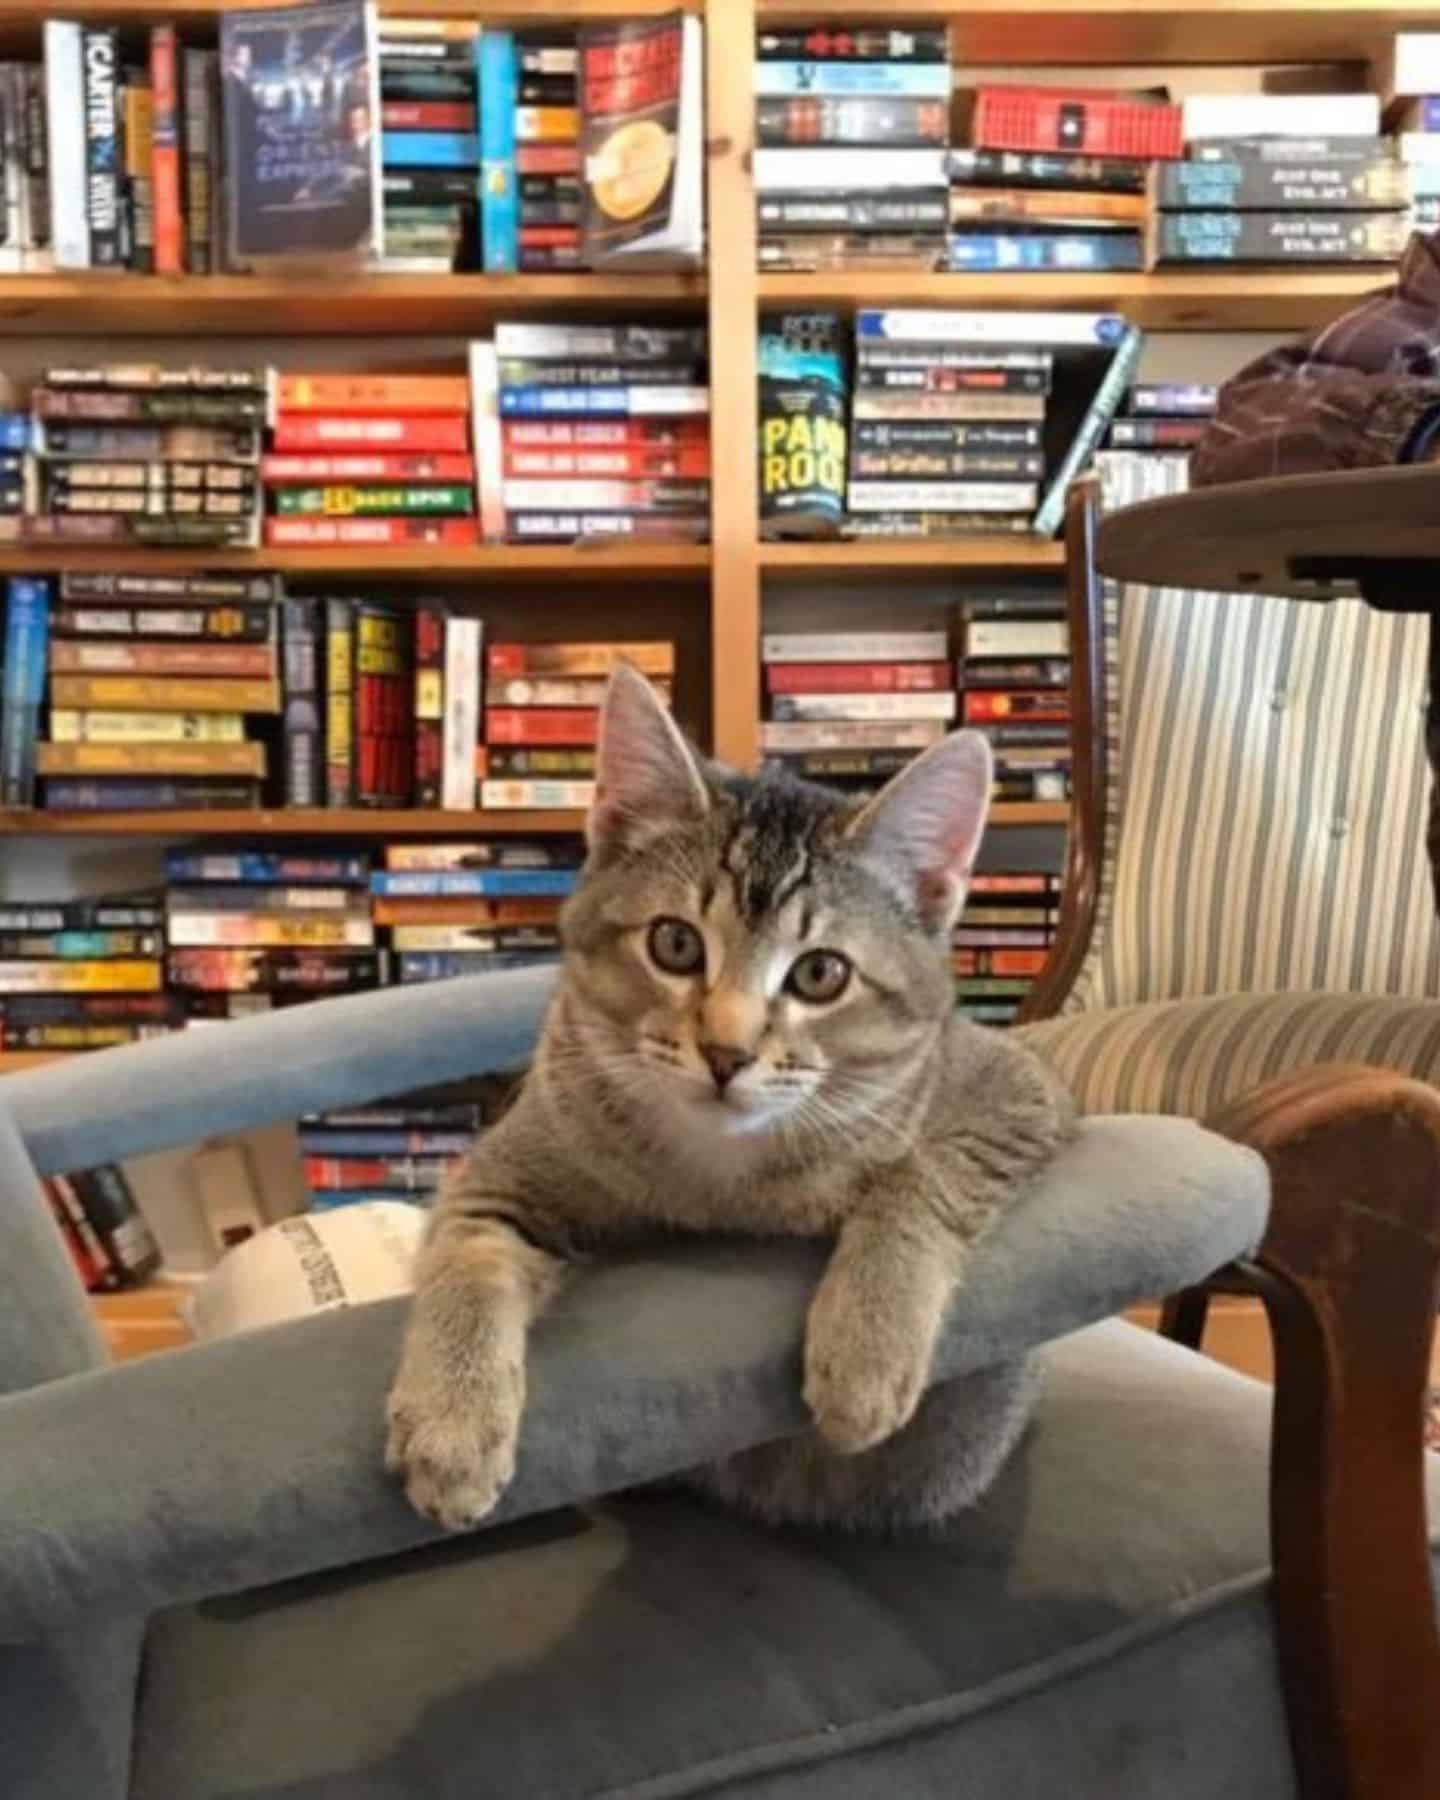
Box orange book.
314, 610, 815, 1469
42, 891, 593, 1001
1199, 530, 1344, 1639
949, 186, 1146, 225
275, 375, 473, 416
150, 26, 184, 274
373, 897, 564, 926
486, 641, 674, 678
35, 741, 266, 777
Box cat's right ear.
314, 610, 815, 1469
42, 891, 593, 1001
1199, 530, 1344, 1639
588, 662, 710, 854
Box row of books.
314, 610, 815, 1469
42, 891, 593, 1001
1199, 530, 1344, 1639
23, 7, 701, 276
10, 331, 713, 551
0, 575, 677, 813
759, 307, 1144, 542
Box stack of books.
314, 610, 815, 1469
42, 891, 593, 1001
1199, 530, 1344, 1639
0, 892, 174, 1053
0, 413, 29, 534
1391, 32, 1440, 230
949, 85, 1183, 272
753, 22, 951, 273
954, 871, 1062, 1025
373, 839, 577, 985
1105, 382, 1218, 459
23, 362, 265, 550
957, 592, 1071, 808
480, 639, 676, 810
515, 28, 582, 272
43, 1164, 161, 1290
163, 849, 379, 1020
264, 372, 479, 550
760, 627, 955, 791
29, 571, 282, 815
298, 1101, 480, 1211
1154, 95, 1407, 267
378, 15, 480, 273
164, 848, 386, 1018
482, 321, 711, 545
845, 310, 1049, 539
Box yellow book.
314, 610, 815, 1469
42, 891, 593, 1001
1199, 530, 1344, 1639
0, 960, 162, 993
49, 711, 246, 744
165, 915, 374, 949
36, 741, 265, 777
49, 676, 281, 713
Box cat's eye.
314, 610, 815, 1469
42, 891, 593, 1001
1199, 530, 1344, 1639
648, 916, 706, 976
786, 949, 852, 1005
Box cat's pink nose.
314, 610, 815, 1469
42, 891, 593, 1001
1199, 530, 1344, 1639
700, 1043, 754, 1091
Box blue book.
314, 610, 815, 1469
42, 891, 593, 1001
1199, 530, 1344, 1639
163, 850, 371, 885
478, 30, 518, 272
382, 130, 480, 168
0, 414, 31, 451
945, 232, 1141, 273
857, 309, 1130, 349
0, 578, 51, 806
308, 1191, 428, 1211
498, 386, 706, 418
753, 61, 952, 98
371, 868, 578, 898
398, 949, 562, 983
297, 1129, 475, 1157
1032, 322, 1145, 538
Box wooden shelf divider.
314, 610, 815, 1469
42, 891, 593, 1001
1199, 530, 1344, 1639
0, 543, 710, 580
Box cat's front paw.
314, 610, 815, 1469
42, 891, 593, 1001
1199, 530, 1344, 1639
385, 1378, 520, 1532
804, 1341, 928, 1455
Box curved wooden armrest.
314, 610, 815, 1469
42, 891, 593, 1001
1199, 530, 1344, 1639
1209, 1063, 1440, 1800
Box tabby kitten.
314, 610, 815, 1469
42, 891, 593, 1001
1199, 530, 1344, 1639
386, 665, 1074, 1533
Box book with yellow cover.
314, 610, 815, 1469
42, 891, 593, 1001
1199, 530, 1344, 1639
36, 741, 266, 776
49, 710, 246, 743
0, 959, 163, 992
49, 675, 281, 712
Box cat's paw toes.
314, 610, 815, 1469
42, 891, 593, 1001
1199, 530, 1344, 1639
385, 1399, 517, 1532
804, 1358, 925, 1455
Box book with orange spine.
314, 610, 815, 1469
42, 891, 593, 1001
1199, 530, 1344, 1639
274, 373, 473, 414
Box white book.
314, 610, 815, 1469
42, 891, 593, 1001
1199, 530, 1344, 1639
43, 21, 89, 269
480, 778, 596, 810
467, 340, 503, 540
846, 479, 1038, 513
967, 619, 1069, 658
753, 148, 947, 192
1399, 133, 1440, 165
0, 66, 25, 274
442, 615, 482, 811
1180, 93, 1379, 141
857, 308, 1127, 348
1394, 33, 1440, 96
762, 630, 949, 664
770, 692, 958, 722
761, 719, 947, 752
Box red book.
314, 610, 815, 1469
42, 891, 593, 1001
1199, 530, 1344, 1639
262, 453, 475, 482
413, 602, 446, 807
381, 101, 476, 131
519, 224, 579, 249
963, 688, 1071, 724
502, 419, 709, 448
485, 707, 599, 746
970, 85, 1183, 160
264, 518, 477, 548
516, 145, 580, 176
276, 374, 471, 415
766, 661, 951, 695
150, 26, 184, 274
503, 446, 711, 479
272, 414, 472, 452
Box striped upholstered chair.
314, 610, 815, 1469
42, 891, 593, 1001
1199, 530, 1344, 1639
1019, 464, 1440, 1117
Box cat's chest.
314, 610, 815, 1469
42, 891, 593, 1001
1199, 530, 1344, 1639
577, 1136, 857, 1240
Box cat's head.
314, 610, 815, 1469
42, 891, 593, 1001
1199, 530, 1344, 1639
556, 665, 991, 1149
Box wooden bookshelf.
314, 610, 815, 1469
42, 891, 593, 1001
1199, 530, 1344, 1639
0, 543, 710, 581
761, 539, 1067, 577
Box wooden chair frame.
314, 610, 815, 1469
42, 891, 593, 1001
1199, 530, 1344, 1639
1019, 480, 1440, 1800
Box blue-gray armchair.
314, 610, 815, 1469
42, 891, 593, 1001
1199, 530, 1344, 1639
1, 968, 1437, 1799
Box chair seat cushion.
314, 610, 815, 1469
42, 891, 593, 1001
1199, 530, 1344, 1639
1019, 991, 1440, 1117
132, 1320, 1431, 1800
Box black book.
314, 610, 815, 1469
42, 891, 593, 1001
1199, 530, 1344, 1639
83, 26, 123, 266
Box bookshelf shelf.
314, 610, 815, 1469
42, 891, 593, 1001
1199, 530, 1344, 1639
757, 272, 1390, 335
761, 539, 1066, 577
0, 1051, 71, 1072
0, 801, 1066, 837
0, 273, 707, 338
0, 543, 711, 580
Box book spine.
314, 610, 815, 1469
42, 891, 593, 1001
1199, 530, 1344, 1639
502, 477, 708, 511
945, 231, 1141, 273
1154, 154, 1408, 211
761, 630, 947, 663
851, 449, 1043, 479
381, 129, 479, 166
274, 484, 473, 516
0, 928, 162, 958
0, 577, 50, 805
946, 147, 1146, 193
281, 595, 323, 809
182, 46, 211, 274
1151, 210, 1411, 264
36, 741, 265, 777
963, 689, 1070, 723
0, 66, 26, 273
755, 95, 948, 146
754, 61, 951, 98
1108, 419, 1206, 448
413, 602, 447, 807
499, 385, 710, 418
769, 691, 957, 722
847, 480, 1036, 512
263, 516, 477, 547
68, 1165, 161, 1287
479, 29, 518, 271
966, 621, 1069, 656
44, 22, 89, 267
49, 640, 274, 676
81, 27, 121, 265
271, 414, 471, 451
354, 604, 412, 808
484, 707, 598, 746
262, 453, 475, 482
488, 639, 673, 677
766, 661, 951, 694
166, 914, 374, 949
855, 364, 1048, 393
23, 65, 51, 265
123, 73, 154, 271
441, 614, 481, 809
760, 719, 947, 751
149, 25, 183, 272
469, 339, 504, 539
1032, 323, 1144, 536
166, 948, 383, 993
52, 675, 279, 712
760, 191, 947, 229
972, 87, 1184, 159
756, 27, 949, 60
51, 601, 273, 640
490, 675, 667, 708
1129, 383, 1220, 414
0, 959, 162, 993
479, 778, 595, 809
276, 373, 471, 413
42, 778, 260, 810
324, 597, 354, 809
49, 710, 244, 743
503, 414, 708, 443
485, 746, 595, 777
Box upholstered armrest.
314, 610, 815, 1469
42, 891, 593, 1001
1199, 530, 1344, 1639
1, 966, 558, 1176
0, 1115, 1265, 1641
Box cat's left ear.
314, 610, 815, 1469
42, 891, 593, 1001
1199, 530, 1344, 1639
845, 728, 993, 932
588, 661, 710, 854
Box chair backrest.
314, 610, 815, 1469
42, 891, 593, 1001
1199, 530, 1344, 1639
1051, 456, 1440, 1016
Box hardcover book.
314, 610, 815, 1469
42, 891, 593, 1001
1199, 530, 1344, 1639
220, 0, 383, 263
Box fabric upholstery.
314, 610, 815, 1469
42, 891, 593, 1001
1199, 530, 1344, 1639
1021, 990, 1440, 1117
1065, 453, 1440, 1017
129, 1320, 1440, 1800
0, 1113, 1267, 1644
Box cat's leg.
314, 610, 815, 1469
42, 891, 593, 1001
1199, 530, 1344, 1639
385, 1192, 570, 1532
804, 1207, 963, 1455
